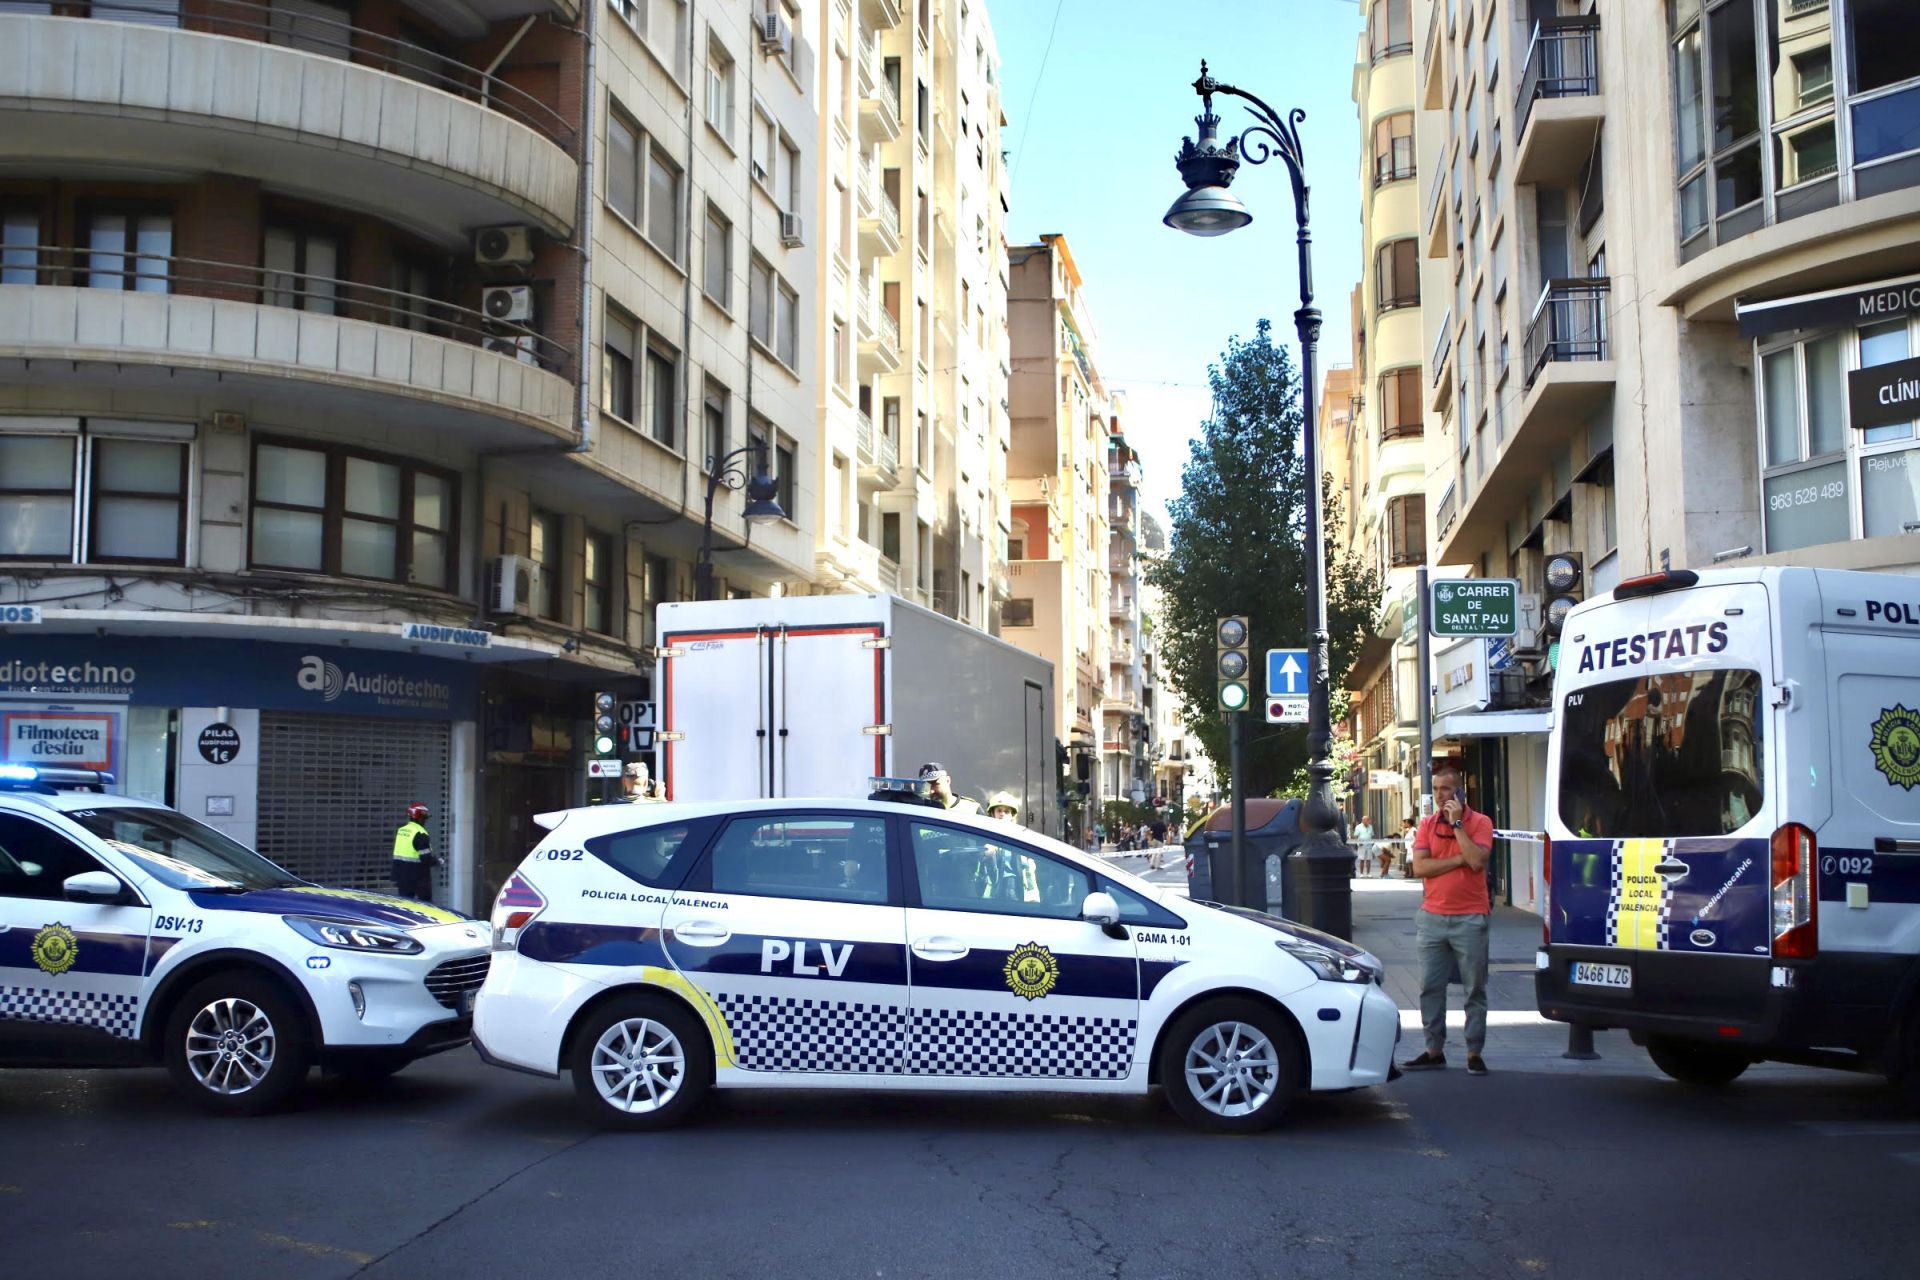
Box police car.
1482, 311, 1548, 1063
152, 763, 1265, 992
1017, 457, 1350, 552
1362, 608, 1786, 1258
473, 797, 1399, 1133
0, 764, 491, 1114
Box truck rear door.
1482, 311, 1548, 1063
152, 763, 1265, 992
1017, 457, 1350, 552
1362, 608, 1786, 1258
773, 624, 888, 798
661, 626, 774, 802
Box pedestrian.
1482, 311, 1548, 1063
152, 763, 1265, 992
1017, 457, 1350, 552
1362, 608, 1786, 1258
1399, 767, 1494, 1075
1396, 818, 1417, 877
985, 792, 1020, 823
918, 762, 981, 815
1147, 816, 1170, 870
1353, 816, 1375, 878
391, 802, 437, 903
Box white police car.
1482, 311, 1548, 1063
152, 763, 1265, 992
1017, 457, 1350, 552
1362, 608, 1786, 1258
474, 798, 1399, 1132
0, 765, 490, 1113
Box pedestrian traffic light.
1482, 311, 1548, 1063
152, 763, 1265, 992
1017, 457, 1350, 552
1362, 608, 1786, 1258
1216, 615, 1250, 712
591, 691, 618, 758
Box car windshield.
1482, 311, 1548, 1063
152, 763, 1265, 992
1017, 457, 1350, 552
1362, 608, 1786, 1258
1557, 669, 1765, 839
64, 806, 302, 892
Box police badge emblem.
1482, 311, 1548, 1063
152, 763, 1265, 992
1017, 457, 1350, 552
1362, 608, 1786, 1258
32, 923, 78, 976
1003, 941, 1059, 1001
1870, 704, 1920, 791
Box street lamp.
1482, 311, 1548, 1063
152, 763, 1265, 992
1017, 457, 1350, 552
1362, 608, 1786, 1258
1165, 61, 1352, 935
696, 441, 784, 602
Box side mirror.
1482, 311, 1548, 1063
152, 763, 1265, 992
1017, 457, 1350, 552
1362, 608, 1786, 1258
1080, 890, 1120, 927
64, 870, 131, 905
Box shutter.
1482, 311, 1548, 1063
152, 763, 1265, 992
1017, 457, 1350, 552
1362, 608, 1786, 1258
256, 712, 452, 894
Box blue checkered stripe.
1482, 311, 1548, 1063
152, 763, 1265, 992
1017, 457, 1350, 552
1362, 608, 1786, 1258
0, 984, 141, 1039
907, 1008, 1136, 1079
713, 993, 907, 1073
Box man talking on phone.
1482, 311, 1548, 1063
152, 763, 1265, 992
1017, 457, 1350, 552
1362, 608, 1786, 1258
1399, 766, 1494, 1076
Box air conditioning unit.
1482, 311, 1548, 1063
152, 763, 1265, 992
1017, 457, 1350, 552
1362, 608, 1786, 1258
485, 334, 540, 366
483, 285, 534, 322
779, 212, 804, 246
486, 555, 541, 616
475, 225, 535, 267
759, 11, 791, 54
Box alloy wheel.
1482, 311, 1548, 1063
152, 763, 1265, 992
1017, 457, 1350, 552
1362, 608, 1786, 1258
590, 1017, 687, 1114
185, 997, 278, 1096
1183, 1019, 1280, 1118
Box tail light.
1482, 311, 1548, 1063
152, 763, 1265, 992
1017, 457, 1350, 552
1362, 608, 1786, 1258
491, 871, 546, 952
1770, 823, 1817, 959
1540, 834, 1553, 945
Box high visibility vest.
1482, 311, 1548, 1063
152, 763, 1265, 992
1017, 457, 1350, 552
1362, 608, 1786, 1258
392, 821, 428, 862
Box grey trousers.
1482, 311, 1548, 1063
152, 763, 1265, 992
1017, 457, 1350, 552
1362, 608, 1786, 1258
1416, 908, 1490, 1055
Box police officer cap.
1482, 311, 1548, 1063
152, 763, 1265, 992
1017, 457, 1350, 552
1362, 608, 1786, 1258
918, 762, 949, 780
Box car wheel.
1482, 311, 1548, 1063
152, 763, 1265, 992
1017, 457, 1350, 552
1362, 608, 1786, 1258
570, 994, 712, 1130
164, 973, 314, 1115
1646, 1038, 1751, 1087
1158, 998, 1302, 1134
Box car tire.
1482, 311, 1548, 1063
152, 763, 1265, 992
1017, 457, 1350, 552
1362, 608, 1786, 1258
163, 972, 314, 1116
570, 993, 712, 1131
1158, 997, 1303, 1134
1646, 1038, 1751, 1088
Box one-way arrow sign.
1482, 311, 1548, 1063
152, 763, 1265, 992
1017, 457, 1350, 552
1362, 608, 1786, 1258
1267, 648, 1308, 697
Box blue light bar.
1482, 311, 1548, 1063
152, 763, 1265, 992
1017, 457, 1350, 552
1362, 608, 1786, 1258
0, 763, 39, 782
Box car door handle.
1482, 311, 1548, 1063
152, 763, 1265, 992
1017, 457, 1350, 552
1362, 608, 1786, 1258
911, 936, 969, 961
673, 921, 732, 945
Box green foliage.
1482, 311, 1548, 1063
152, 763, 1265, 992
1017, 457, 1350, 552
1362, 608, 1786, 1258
1101, 799, 1157, 830
1144, 321, 1382, 798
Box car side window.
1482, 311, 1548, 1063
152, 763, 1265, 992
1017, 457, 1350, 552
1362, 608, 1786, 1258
0, 813, 107, 901
706, 814, 891, 905
1102, 877, 1188, 928
909, 823, 1089, 920
587, 821, 705, 890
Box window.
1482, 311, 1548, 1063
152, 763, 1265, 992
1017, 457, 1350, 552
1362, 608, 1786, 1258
249, 439, 457, 587
608, 106, 681, 260
3, 206, 41, 284
909, 822, 1089, 918
388, 256, 437, 332
780, 137, 801, 214
584, 530, 612, 634
0, 814, 111, 902
703, 204, 731, 307
1379, 367, 1423, 440
705, 813, 890, 905
776, 280, 799, 367
882, 511, 901, 562
882, 395, 901, 446
916, 78, 929, 143
608, 107, 640, 225
1372, 112, 1415, 185
1759, 333, 1849, 551
263, 224, 341, 314
1385, 494, 1425, 567
1375, 238, 1419, 310
646, 144, 681, 257
748, 256, 773, 346
528, 508, 561, 620
1369, 0, 1411, 61
705, 36, 735, 143
603, 307, 637, 421
1003, 597, 1034, 627
832, 318, 848, 390
703, 379, 729, 470
90, 437, 188, 565
610, 0, 688, 78
0, 433, 77, 561
584, 821, 702, 890
1557, 670, 1764, 839
774, 431, 796, 519
84, 208, 171, 292
646, 340, 678, 449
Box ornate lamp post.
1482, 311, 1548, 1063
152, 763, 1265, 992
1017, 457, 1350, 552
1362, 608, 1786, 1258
1165, 62, 1353, 936
695, 442, 785, 602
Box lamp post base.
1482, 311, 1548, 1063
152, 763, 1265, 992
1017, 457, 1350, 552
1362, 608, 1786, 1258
1283, 828, 1356, 940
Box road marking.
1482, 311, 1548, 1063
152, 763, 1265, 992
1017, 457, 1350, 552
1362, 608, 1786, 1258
1397, 1010, 1556, 1029
167, 1219, 374, 1266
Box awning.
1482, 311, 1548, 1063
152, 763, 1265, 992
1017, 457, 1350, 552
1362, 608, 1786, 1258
1433, 709, 1553, 739
1735, 270, 1920, 338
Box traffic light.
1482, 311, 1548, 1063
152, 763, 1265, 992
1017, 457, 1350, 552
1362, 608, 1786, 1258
1216, 615, 1250, 712
1542, 552, 1584, 671
590, 691, 618, 758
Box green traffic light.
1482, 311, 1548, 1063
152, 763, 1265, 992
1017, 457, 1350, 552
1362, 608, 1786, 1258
1220, 682, 1249, 711
595, 735, 616, 755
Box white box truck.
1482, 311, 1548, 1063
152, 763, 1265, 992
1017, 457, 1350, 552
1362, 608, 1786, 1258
655, 595, 1057, 834
1537, 565, 1920, 1095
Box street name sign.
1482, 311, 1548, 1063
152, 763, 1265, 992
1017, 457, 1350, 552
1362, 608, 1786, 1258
1429, 578, 1520, 638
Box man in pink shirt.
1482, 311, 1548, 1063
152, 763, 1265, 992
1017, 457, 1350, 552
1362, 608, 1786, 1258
1398, 766, 1494, 1075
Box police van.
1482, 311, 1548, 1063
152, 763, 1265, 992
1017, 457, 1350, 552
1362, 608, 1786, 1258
1536, 567, 1920, 1094
0, 765, 491, 1113
473, 797, 1402, 1132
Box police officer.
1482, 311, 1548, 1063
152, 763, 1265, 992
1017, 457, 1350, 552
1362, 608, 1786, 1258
918, 763, 981, 815
985, 792, 1020, 822
391, 803, 436, 902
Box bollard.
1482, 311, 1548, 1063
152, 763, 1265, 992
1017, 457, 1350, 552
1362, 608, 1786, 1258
1562, 1022, 1601, 1061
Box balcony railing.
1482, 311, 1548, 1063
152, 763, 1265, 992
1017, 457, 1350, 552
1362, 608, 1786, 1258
878, 195, 902, 241
25, 0, 576, 149
3, 244, 572, 373
1517, 15, 1600, 138
1524, 278, 1610, 387
1430, 311, 1453, 385
879, 427, 899, 473
855, 409, 875, 462
876, 305, 901, 355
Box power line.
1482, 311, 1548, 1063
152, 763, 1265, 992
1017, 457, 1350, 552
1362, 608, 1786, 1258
1010, 0, 1068, 189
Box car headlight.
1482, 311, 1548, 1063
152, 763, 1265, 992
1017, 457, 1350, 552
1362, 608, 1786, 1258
285, 915, 424, 955
1277, 939, 1374, 984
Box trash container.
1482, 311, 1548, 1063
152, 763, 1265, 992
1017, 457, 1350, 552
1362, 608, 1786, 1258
1184, 799, 1305, 912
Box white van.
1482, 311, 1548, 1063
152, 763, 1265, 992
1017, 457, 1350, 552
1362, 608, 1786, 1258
1536, 566, 1920, 1094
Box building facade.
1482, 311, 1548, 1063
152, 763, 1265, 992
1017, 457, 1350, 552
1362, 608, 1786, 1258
1103, 421, 1148, 807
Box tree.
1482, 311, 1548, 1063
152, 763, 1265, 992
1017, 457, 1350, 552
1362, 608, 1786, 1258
1145, 321, 1381, 799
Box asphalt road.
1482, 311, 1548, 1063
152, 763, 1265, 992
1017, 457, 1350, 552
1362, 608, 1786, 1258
3, 871, 1915, 1280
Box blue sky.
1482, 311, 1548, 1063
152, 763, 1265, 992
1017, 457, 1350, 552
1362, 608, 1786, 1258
991, 0, 1367, 529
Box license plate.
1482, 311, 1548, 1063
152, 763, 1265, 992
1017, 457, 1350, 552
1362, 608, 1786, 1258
1571, 961, 1632, 990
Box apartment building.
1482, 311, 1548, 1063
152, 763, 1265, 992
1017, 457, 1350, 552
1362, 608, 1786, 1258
1103, 422, 1146, 805
0, 0, 820, 914
1416, 0, 1920, 910
1005, 233, 1110, 844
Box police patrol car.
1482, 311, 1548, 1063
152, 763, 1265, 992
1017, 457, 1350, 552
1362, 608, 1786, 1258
0, 765, 490, 1113
473, 796, 1400, 1132
1538, 567, 1920, 1097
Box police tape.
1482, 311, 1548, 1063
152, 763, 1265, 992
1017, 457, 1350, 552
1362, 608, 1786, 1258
1492, 828, 1548, 844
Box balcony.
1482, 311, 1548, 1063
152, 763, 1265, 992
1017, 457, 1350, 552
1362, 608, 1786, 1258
1430, 310, 1454, 411
858, 56, 903, 144
1524, 278, 1611, 388
860, 0, 903, 29
858, 194, 902, 259
0, 8, 579, 239
817, 534, 885, 593
858, 299, 902, 376
1514, 15, 1602, 186
0, 255, 575, 445
855, 408, 876, 464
